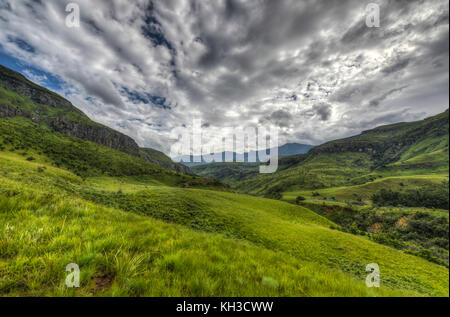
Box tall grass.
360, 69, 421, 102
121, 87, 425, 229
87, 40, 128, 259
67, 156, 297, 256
1, 152, 448, 296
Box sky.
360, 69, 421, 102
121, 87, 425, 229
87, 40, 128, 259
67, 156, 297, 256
0, 0, 448, 155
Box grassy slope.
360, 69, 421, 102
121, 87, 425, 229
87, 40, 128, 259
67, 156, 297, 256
1, 83, 192, 174
192, 112, 449, 273
0, 117, 225, 191
0, 84, 96, 127
1, 166, 389, 297
191, 162, 261, 185
139, 148, 191, 174
283, 174, 449, 203
140, 148, 176, 167
233, 152, 374, 196
0, 151, 448, 296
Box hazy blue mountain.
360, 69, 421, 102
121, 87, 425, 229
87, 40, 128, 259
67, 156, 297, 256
277, 143, 315, 156
174, 143, 315, 167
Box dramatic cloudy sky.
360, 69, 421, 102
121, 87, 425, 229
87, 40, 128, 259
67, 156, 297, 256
0, 0, 448, 154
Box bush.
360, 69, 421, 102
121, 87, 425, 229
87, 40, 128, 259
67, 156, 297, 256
371, 181, 449, 209
37, 166, 46, 173
303, 202, 449, 266
295, 196, 306, 204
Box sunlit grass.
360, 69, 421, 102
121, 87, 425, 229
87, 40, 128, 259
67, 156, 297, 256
283, 174, 449, 204
1, 152, 448, 296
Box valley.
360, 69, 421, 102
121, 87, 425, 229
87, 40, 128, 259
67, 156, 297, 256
0, 65, 448, 297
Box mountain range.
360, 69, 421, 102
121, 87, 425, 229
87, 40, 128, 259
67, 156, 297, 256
174, 143, 314, 167
192, 109, 449, 196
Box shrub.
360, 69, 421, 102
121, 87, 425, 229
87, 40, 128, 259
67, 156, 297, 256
37, 166, 46, 173
371, 181, 449, 209
295, 196, 306, 204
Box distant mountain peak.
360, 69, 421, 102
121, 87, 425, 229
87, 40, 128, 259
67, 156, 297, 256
175, 142, 314, 167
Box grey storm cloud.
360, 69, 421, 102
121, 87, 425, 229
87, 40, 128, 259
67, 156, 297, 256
265, 110, 293, 128
0, 0, 448, 154
313, 103, 332, 121
381, 59, 411, 75
300, 103, 332, 122
369, 86, 408, 107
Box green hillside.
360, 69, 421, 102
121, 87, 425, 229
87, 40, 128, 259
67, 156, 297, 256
0, 149, 448, 296
140, 148, 192, 174
191, 110, 449, 269
0, 65, 192, 174
0, 66, 141, 157
0, 118, 226, 194
0, 66, 89, 124
193, 110, 449, 198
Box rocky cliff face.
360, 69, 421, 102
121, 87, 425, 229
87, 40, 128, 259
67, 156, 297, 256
0, 65, 74, 111
49, 117, 140, 157
168, 162, 192, 174
309, 140, 381, 155
0, 103, 40, 122
0, 65, 140, 157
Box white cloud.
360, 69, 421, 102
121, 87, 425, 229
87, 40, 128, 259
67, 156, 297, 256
0, 0, 448, 154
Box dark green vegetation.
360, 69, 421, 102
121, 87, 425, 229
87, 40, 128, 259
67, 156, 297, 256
0, 65, 448, 296
190, 162, 261, 184
371, 181, 449, 210
140, 148, 192, 174
300, 201, 449, 267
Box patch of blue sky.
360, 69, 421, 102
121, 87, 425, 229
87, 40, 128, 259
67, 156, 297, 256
0, 44, 66, 92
